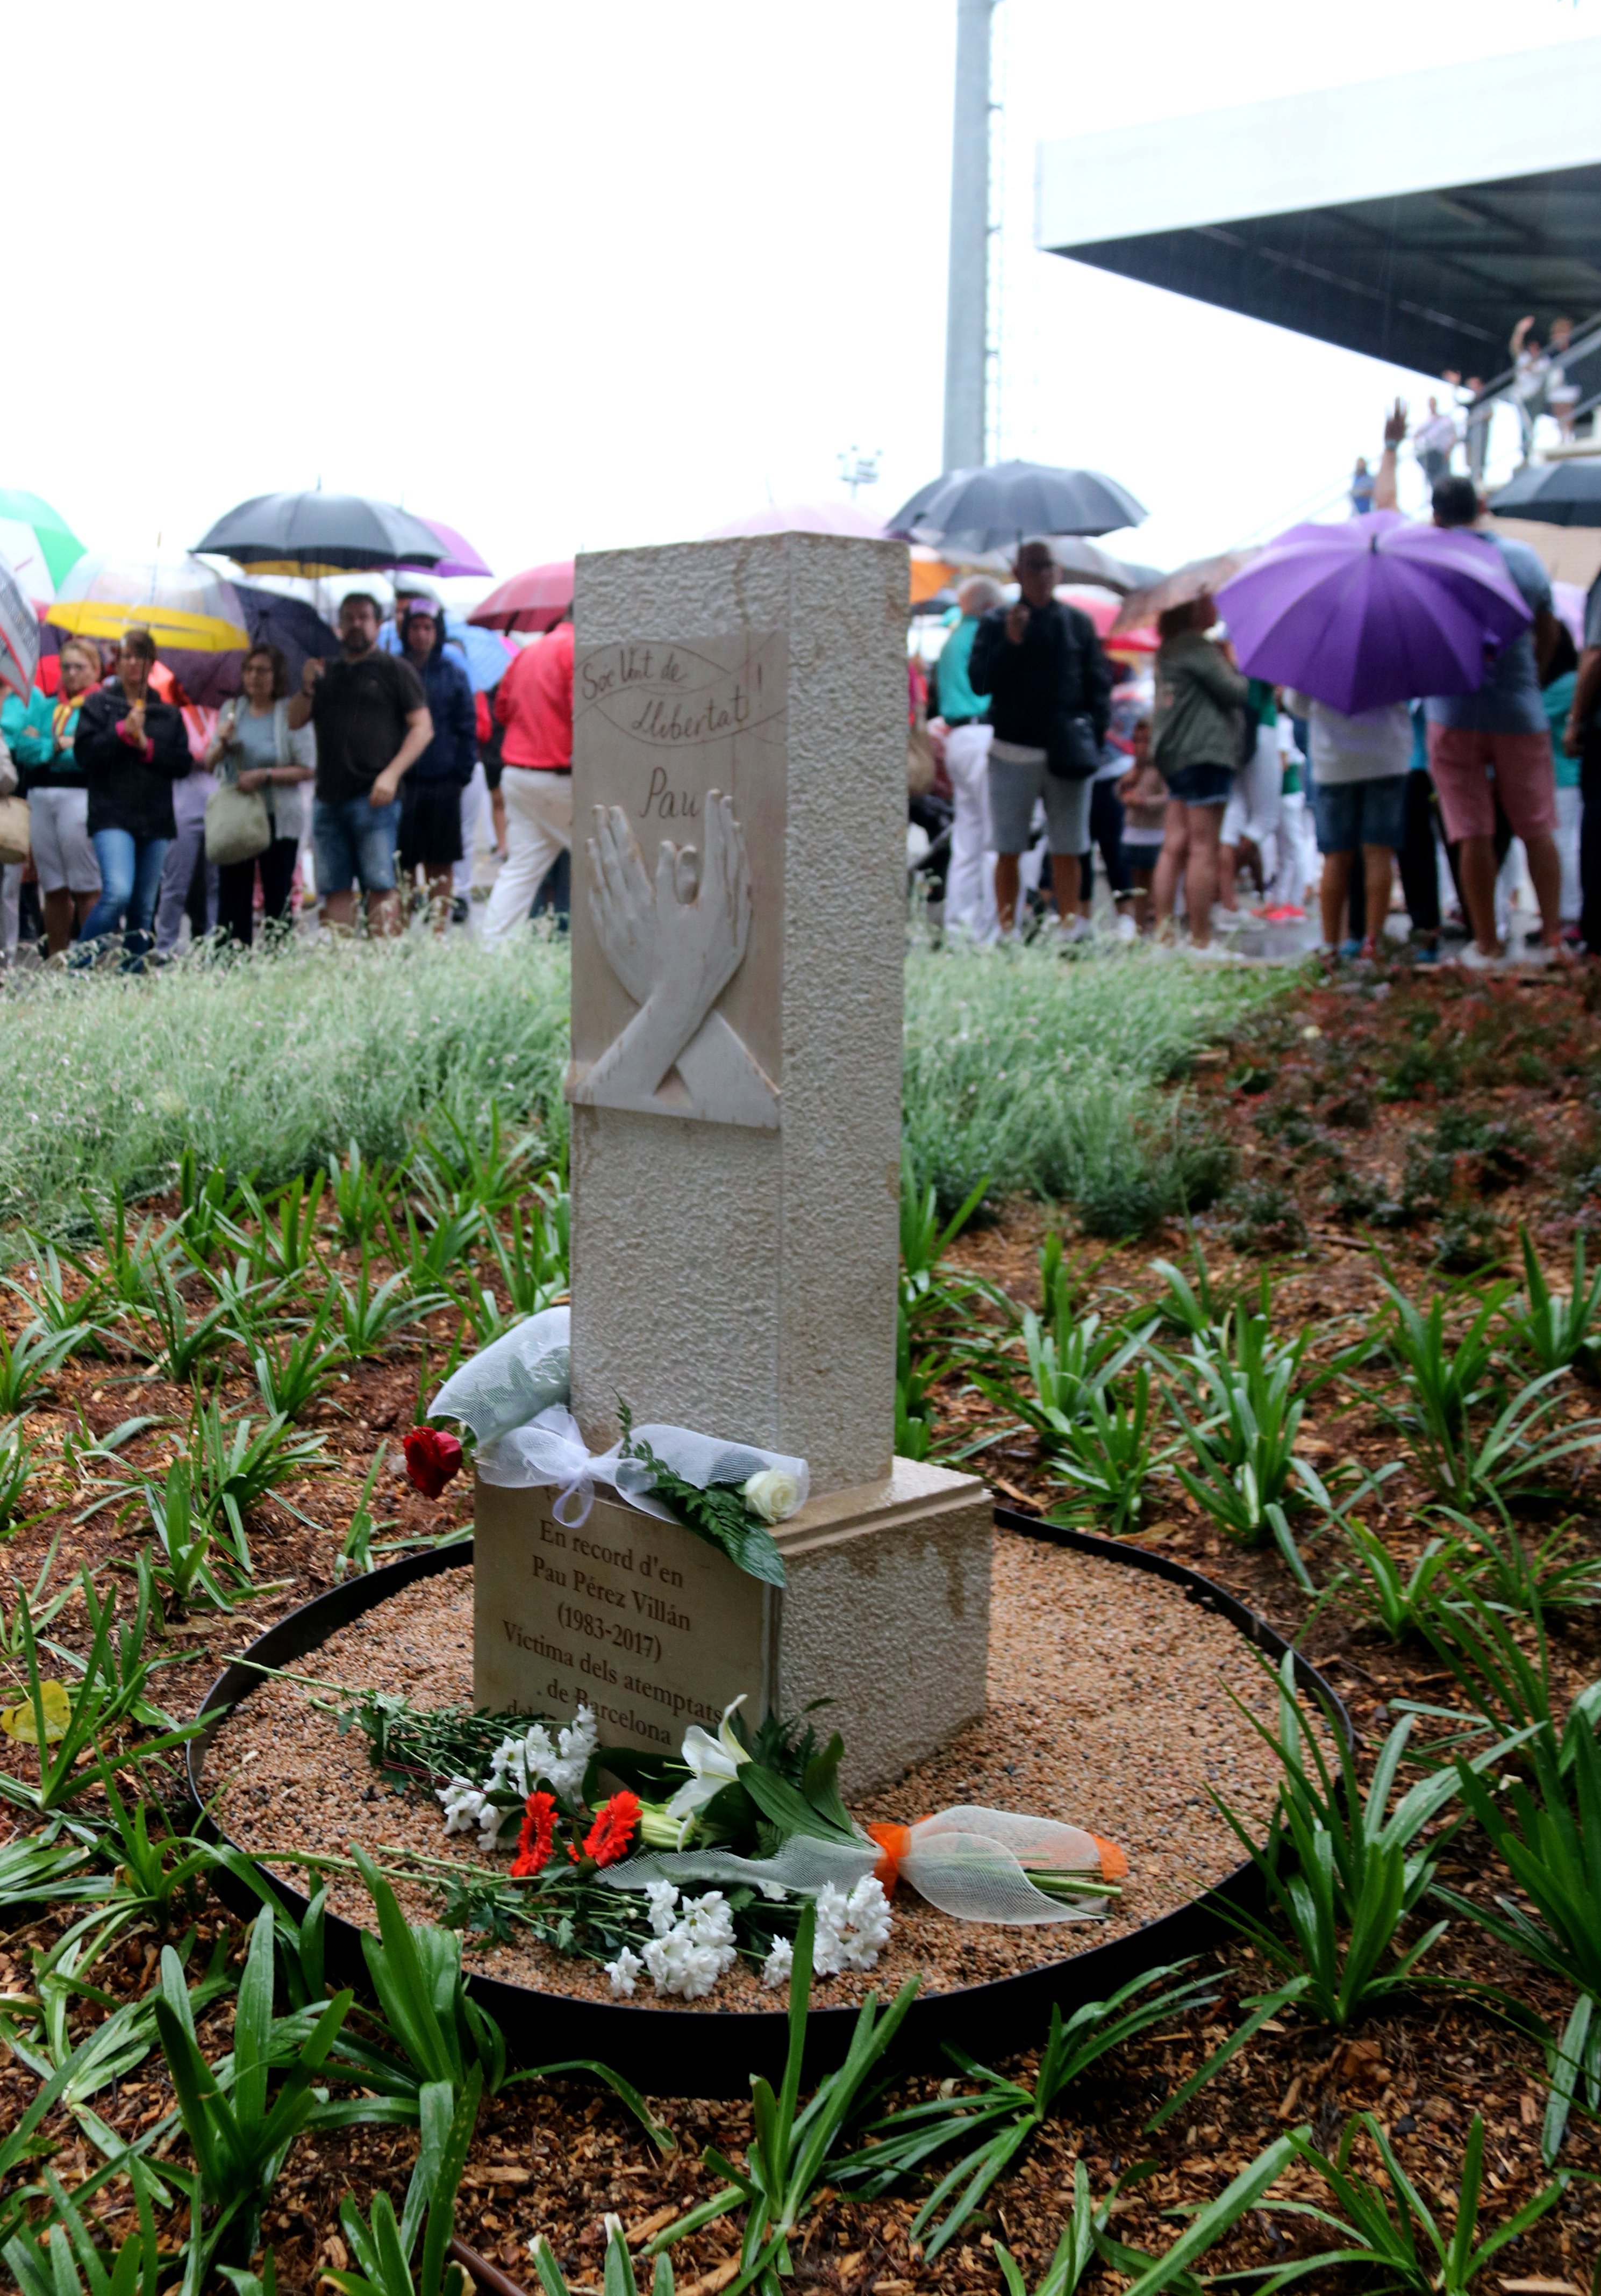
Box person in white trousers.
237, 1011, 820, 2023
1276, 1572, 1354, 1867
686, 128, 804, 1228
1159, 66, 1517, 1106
931, 576, 1003, 943
481, 619, 574, 949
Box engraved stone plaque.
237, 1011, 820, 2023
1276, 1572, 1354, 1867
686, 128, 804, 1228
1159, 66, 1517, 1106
474, 1479, 775, 1753
568, 633, 787, 1128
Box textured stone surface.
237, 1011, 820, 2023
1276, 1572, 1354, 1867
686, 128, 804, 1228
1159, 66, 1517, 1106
569, 534, 907, 1494
775, 1458, 993, 1793
473, 1455, 992, 1795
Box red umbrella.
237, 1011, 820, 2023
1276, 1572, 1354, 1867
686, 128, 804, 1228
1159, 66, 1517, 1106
468, 560, 574, 634
1058, 588, 1157, 655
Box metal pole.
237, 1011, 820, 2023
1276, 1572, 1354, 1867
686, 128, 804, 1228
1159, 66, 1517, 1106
942, 0, 995, 473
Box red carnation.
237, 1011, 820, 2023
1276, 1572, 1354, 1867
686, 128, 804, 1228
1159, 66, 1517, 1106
404, 1425, 464, 1499
511, 1790, 558, 1879
582, 1791, 641, 1868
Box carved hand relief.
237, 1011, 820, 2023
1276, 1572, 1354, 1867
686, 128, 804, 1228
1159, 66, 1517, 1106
570, 634, 785, 1129
573, 793, 780, 1125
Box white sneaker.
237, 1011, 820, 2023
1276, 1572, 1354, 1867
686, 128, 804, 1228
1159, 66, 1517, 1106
1514, 941, 1556, 969
1057, 915, 1093, 945
1454, 941, 1504, 971
1187, 939, 1245, 962
1114, 911, 1138, 943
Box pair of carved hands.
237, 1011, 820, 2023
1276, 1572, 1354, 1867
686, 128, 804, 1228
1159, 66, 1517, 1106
584, 791, 751, 1099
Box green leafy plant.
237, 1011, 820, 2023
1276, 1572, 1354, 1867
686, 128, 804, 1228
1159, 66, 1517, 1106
1161, 1314, 1330, 1588
476, 1181, 570, 1321
0, 1318, 86, 1416
323, 2071, 482, 2296
248, 1294, 347, 1419
3, 2161, 165, 2296
187, 1394, 325, 1576
139, 1460, 227, 1616
1156, 1660, 1475, 2084
174, 1145, 252, 1266
70, 1185, 179, 1316
1433, 1704, 1601, 2121
1044, 1368, 1162, 1534
412, 1102, 542, 1223
0, 1571, 200, 1817
384, 1200, 484, 1294
152, 1908, 355, 2288
1254, 2111, 1567, 2293
332, 1247, 447, 1359
648, 1904, 918, 2290
133, 1258, 240, 1383
1497, 1221, 1598, 1359
0, 1418, 34, 1538
1334, 1518, 1463, 1643
532, 2218, 676, 2296
223, 1171, 328, 1282
328, 1137, 399, 1250
828, 1963, 1217, 2258
3, 1237, 115, 1352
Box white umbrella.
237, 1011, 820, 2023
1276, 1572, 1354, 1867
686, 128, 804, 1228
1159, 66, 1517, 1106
0, 548, 40, 700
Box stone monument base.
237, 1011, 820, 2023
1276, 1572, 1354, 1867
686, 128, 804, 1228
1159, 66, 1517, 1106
473, 1458, 991, 1794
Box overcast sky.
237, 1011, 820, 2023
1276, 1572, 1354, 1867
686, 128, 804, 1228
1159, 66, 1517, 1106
7, 0, 1600, 599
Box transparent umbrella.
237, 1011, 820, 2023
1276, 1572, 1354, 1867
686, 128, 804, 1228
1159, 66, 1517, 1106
46, 553, 248, 654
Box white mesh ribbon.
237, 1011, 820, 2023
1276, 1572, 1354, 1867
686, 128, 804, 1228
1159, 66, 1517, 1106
598, 1838, 876, 1899
896, 1807, 1110, 1925
470, 1401, 808, 1534
595, 1426, 809, 1529
597, 1806, 1117, 1926
477, 1404, 596, 1525
429, 1307, 571, 1445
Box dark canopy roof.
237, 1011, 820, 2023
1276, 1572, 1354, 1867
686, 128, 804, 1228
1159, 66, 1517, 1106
1035, 42, 1601, 386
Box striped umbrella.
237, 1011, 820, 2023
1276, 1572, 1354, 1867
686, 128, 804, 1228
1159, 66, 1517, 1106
0, 548, 40, 699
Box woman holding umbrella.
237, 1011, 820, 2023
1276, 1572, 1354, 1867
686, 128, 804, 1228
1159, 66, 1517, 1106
3, 638, 104, 955
397, 601, 476, 929
74, 628, 191, 968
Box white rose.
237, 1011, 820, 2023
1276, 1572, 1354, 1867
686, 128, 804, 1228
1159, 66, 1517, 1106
743, 1468, 801, 1525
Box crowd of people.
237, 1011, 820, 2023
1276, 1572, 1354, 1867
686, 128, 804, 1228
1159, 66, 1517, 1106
0, 583, 578, 968
919, 401, 1595, 970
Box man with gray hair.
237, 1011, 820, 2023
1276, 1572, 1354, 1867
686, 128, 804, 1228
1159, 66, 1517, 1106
930, 575, 1003, 940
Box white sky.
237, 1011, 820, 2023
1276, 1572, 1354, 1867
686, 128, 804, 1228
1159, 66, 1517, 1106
6, 0, 1600, 600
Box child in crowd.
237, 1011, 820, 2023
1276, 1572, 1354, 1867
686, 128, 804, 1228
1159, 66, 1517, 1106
1116, 718, 1166, 932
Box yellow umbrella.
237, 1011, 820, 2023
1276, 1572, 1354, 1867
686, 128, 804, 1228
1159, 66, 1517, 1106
46, 553, 248, 653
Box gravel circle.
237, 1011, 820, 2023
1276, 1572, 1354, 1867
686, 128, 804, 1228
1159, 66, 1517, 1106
203, 1531, 1284, 2010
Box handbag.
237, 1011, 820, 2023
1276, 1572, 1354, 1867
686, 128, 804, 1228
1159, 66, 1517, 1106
0, 795, 28, 866
1044, 607, 1103, 780
204, 703, 274, 865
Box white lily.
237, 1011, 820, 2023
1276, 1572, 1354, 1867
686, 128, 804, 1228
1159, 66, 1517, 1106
664, 1694, 752, 1832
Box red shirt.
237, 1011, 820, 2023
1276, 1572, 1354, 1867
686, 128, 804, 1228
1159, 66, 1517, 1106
494, 621, 574, 768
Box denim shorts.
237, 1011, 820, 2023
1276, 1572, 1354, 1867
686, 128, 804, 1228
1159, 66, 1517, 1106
312, 794, 401, 894
1162, 762, 1234, 807
1311, 773, 1407, 855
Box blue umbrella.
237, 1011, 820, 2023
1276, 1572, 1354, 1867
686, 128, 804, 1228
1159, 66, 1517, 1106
381, 604, 512, 692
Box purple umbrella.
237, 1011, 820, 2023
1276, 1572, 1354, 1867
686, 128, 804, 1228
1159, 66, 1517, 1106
1215, 511, 1532, 715
397, 516, 491, 578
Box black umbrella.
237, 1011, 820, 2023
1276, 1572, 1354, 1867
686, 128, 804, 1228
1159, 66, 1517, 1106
145, 585, 341, 709
195, 491, 447, 573
1486, 460, 1601, 528
885, 460, 1147, 554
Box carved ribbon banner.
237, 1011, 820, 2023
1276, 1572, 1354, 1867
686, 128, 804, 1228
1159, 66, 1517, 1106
569, 633, 785, 1128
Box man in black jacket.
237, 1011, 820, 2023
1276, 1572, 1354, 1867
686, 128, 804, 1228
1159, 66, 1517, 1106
969, 537, 1113, 938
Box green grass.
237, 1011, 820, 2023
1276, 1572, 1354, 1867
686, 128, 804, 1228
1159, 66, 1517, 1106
0, 937, 1282, 1245
902, 944, 1279, 1223
0, 936, 571, 1239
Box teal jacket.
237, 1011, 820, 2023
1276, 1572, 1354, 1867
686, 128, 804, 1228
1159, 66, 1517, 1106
932, 614, 988, 723
1, 687, 90, 791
